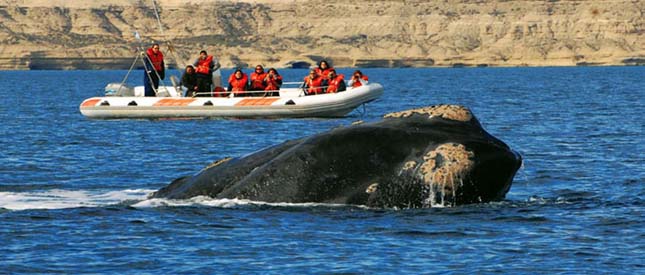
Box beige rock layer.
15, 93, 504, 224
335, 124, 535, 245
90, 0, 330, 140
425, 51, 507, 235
0, 0, 643, 69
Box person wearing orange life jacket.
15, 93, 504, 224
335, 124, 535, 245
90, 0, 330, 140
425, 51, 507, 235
193, 50, 220, 95
324, 69, 346, 93
314, 60, 333, 78
143, 43, 165, 97
302, 69, 324, 95
249, 65, 267, 93
227, 69, 249, 97
348, 70, 369, 88
263, 68, 283, 96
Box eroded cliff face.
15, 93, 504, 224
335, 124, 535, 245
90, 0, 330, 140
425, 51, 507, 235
0, 0, 642, 69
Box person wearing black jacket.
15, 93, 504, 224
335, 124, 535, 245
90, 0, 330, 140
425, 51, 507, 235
180, 65, 198, 97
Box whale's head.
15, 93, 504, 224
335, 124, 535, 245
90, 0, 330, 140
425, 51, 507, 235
361, 105, 521, 208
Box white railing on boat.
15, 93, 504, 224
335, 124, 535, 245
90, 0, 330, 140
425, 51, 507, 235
106, 81, 352, 98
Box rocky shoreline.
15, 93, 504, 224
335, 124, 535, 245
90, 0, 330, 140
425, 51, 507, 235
0, 0, 643, 70
6, 57, 643, 70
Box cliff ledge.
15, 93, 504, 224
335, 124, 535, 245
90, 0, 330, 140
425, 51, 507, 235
0, 0, 643, 69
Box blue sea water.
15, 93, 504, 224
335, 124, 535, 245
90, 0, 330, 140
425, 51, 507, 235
0, 67, 643, 274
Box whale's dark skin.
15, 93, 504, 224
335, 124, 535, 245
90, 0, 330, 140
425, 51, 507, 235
150, 105, 522, 208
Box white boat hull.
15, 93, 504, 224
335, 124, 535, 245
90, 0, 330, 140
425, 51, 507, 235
80, 83, 383, 119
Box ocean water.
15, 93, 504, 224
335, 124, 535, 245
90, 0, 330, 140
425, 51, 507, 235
0, 67, 643, 274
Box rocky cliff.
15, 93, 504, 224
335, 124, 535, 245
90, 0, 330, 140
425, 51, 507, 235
0, 0, 643, 69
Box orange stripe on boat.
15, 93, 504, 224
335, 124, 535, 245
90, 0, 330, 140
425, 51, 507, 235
153, 98, 196, 107
235, 98, 280, 106
81, 98, 101, 107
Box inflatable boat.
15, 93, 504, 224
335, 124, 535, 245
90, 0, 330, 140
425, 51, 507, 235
79, 82, 383, 119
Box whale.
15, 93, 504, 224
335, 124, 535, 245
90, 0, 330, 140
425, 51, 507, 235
150, 105, 522, 208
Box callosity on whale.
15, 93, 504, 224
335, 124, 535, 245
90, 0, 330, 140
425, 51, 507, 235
150, 105, 523, 208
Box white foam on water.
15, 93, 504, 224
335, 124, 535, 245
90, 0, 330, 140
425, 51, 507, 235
133, 196, 356, 209
0, 189, 155, 211
0, 189, 369, 211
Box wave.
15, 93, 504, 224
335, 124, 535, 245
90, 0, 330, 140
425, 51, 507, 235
2, 189, 506, 211
0, 189, 155, 211
0, 189, 358, 211
133, 196, 356, 209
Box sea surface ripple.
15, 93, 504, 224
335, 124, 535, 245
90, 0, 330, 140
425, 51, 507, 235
0, 67, 643, 274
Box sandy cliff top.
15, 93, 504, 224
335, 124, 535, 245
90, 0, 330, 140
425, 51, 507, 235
0, 0, 642, 69
5, 0, 304, 7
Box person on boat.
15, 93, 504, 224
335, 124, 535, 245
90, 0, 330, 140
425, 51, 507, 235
314, 60, 333, 78
193, 50, 220, 95
180, 65, 198, 97
227, 69, 249, 97
348, 70, 369, 88
324, 69, 346, 93
143, 43, 165, 97
303, 69, 324, 95
249, 65, 267, 93
264, 68, 282, 97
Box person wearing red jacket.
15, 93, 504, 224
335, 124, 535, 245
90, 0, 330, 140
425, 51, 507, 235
264, 68, 283, 96
227, 69, 249, 97
193, 50, 220, 95
325, 69, 346, 93
249, 65, 267, 92
143, 43, 164, 97
348, 70, 369, 88
303, 69, 324, 95
314, 60, 333, 78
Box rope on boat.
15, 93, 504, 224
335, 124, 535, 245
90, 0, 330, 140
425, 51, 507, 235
141, 51, 165, 95
121, 27, 168, 97
109, 0, 188, 98
150, 0, 164, 35
132, 29, 165, 96
112, 53, 141, 96
149, 0, 194, 95
150, 0, 187, 71
108, 30, 164, 97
